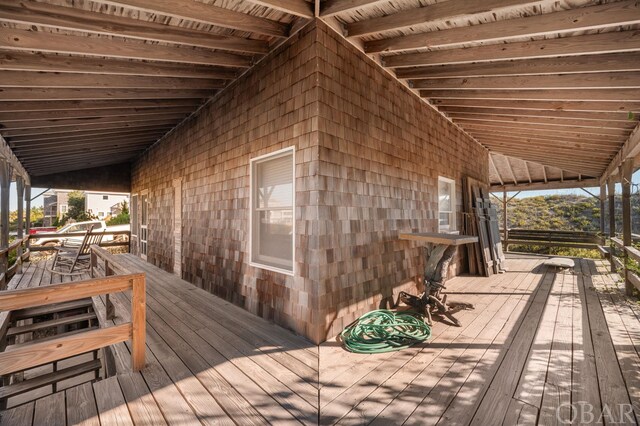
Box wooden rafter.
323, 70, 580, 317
524, 161, 532, 184
0, 99, 203, 112
1, 113, 190, 131
2, 120, 182, 138
0, 1, 270, 54
466, 131, 622, 146
411, 72, 640, 90
0, 88, 214, 101
0, 28, 253, 68
463, 125, 621, 142
247, 0, 313, 18
491, 178, 600, 192
600, 123, 640, 184
0, 52, 240, 79
438, 107, 633, 121
489, 154, 504, 186
96, 0, 289, 37
420, 88, 640, 101
11, 134, 166, 151
430, 98, 640, 112
365, 1, 640, 53
450, 115, 637, 130
9, 126, 175, 144
345, 0, 542, 37
384, 31, 640, 68
320, 0, 386, 17
0, 106, 196, 122
455, 121, 631, 138
476, 138, 619, 156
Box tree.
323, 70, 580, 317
107, 201, 130, 225
60, 191, 95, 225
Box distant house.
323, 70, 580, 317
41, 189, 129, 225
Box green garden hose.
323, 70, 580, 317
340, 309, 431, 354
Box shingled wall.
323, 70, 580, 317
131, 20, 489, 343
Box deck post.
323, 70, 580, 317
600, 183, 606, 236
502, 190, 508, 251
621, 159, 634, 295
0, 158, 12, 290
608, 176, 617, 272
131, 275, 146, 371
15, 176, 24, 274
25, 184, 31, 256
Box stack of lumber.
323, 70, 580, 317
463, 177, 506, 276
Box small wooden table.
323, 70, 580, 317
399, 232, 478, 326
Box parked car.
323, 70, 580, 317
31, 220, 130, 246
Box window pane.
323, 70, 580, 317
439, 212, 450, 227
438, 180, 452, 211
255, 210, 293, 270
256, 154, 293, 209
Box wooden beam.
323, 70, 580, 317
462, 124, 622, 142
247, 0, 313, 18
365, 1, 640, 53
489, 154, 504, 186
20, 146, 148, 163
97, 0, 289, 37
0, 28, 253, 68
449, 114, 637, 130
542, 165, 547, 183
8, 126, 173, 143
621, 158, 634, 295
23, 153, 142, 169
524, 161, 532, 184
438, 107, 633, 121
600, 122, 640, 184
504, 156, 518, 185
420, 88, 640, 101
0, 1, 269, 54
0, 106, 196, 122
28, 157, 138, 175
453, 119, 632, 137
0, 52, 240, 79
385, 31, 640, 67
490, 177, 600, 192
0, 88, 213, 101
345, 0, 541, 37
396, 52, 640, 79
0, 99, 202, 112
320, 0, 385, 17
1, 113, 190, 131
479, 141, 618, 160
2, 119, 182, 138
430, 98, 640, 112
13, 136, 161, 153
465, 129, 622, 146
476, 138, 620, 156
0, 71, 227, 90
411, 72, 640, 90
483, 149, 604, 175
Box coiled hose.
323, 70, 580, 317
340, 309, 431, 354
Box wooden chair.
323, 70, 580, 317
49, 224, 104, 276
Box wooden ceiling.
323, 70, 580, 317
0, 0, 314, 176
319, 0, 640, 185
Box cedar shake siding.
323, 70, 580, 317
131, 20, 489, 344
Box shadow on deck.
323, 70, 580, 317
2, 253, 640, 425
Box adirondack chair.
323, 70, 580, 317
48, 224, 104, 276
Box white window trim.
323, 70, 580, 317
438, 176, 457, 233
249, 146, 295, 276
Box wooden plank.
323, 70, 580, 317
438, 107, 632, 121
0, 87, 213, 101
430, 98, 640, 112
6, 312, 96, 337
0, 28, 252, 68
4, 114, 188, 132
0, 274, 141, 311
398, 232, 478, 245
248, 0, 314, 18
13, 136, 164, 154
0, 401, 34, 426
100, 0, 289, 37
457, 120, 632, 137
131, 275, 146, 372
9, 126, 174, 143
385, 30, 640, 67
0, 324, 132, 375
0, 70, 227, 90
12, 298, 93, 320
345, 0, 541, 36
0, 98, 202, 112
412, 72, 640, 90
116, 373, 168, 426
0, 1, 269, 54
396, 52, 640, 79
66, 382, 100, 426
366, 1, 640, 53
600, 121, 640, 185
0, 106, 196, 122
33, 391, 65, 426
93, 377, 134, 426
452, 114, 636, 130
463, 124, 622, 142
421, 88, 640, 101
320, 0, 385, 17
2, 119, 181, 138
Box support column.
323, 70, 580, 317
621, 159, 634, 295
600, 183, 606, 236
0, 159, 12, 289
16, 176, 24, 274
503, 190, 508, 251
608, 176, 617, 272
25, 184, 31, 256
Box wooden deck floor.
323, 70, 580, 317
2, 253, 640, 425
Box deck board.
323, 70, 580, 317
4, 253, 640, 425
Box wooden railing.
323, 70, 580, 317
0, 272, 146, 376
608, 237, 640, 293
0, 235, 30, 288
502, 228, 604, 251
28, 230, 131, 252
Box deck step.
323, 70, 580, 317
0, 359, 101, 401
12, 299, 93, 321
7, 312, 97, 338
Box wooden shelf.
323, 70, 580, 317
399, 232, 478, 246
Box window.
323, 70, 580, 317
60, 204, 67, 214
438, 177, 456, 232
103, 195, 109, 200
250, 147, 295, 274
98, 212, 105, 218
